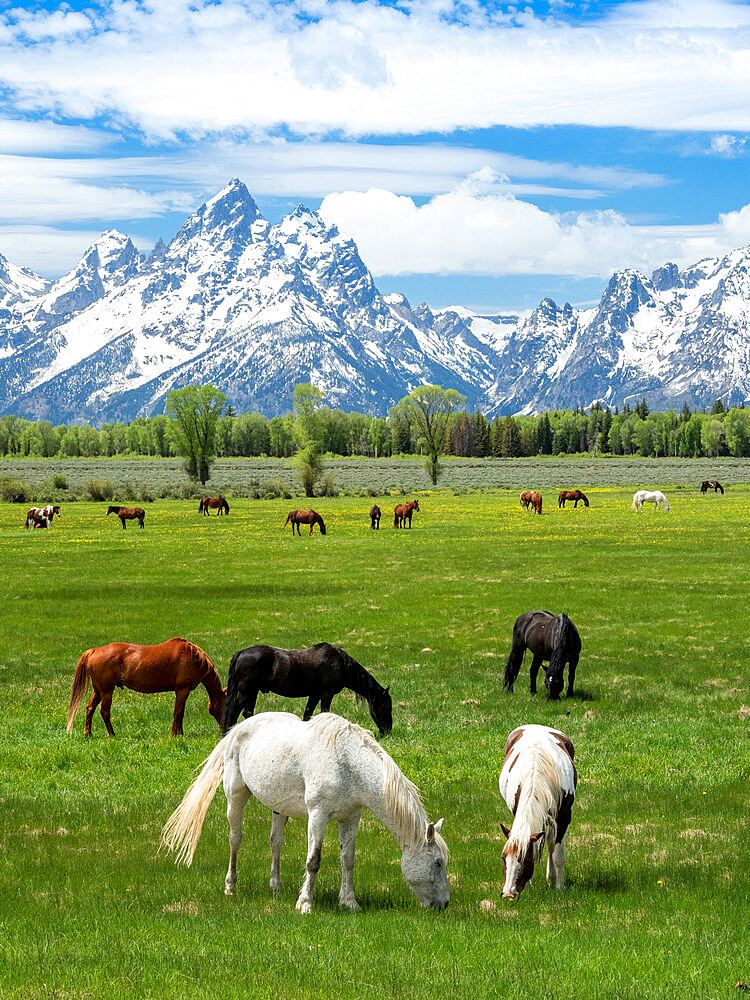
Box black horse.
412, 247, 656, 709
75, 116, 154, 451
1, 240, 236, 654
221, 642, 393, 736
503, 611, 581, 700
370, 505, 381, 529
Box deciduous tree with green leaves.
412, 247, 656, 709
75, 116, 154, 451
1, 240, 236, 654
165, 384, 226, 484
292, 383, 325, 497
390, 385, 466, 485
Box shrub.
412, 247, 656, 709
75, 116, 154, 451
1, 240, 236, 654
0, 477, 32, 503
261, 479, 291, 500
51, 473, 68, 490
87, 479, 115, 502
319, 474, 338, 497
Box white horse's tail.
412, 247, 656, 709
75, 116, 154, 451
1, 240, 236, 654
630, 494, 638, 510
161, 735, 229, 866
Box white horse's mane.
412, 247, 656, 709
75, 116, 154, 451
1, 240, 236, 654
507, 744, 563, 850
308, 713, 448, 859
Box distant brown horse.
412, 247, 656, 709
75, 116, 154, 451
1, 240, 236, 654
520, 491, 534, 510
26, 504, 61, 528
700, 480, 724, 494
558, 490, 589, 508
106, 505, 145, 529
199, 496, 229, 515
370, 505, 381, 529
394, 500, 420, 528
529, 492, 542, 514
285, 509, 327, 535
66, 637, 226, 737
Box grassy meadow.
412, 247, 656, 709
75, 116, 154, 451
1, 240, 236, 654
0, 481, 748, 999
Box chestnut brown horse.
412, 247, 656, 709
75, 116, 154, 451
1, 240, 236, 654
558, 490, 589, 508
394, 500, 420, 528
529, 492, 542, 514
66, 637, 226, 736
700, 480, 724, 494
199, 496, 229, 515
106, 505, 145, 529
285, 509, 327, 535
520, 491, 533, 510
370, 505, 382, 529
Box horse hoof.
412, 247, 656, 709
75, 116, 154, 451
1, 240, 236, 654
296, 899, 312, 914
339, 899, 361, 912
270, 881, 281, 897
225, 884, 235, 896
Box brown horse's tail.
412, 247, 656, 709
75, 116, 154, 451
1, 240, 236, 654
394, 510, 399, 528
198, 499, 204, 512
67, 650, 92, 733
161, 734, 229, 866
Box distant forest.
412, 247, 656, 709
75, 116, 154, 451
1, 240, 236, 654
1, 398, 748, 460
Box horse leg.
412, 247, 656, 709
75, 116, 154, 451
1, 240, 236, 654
546, 828, 557, 885
530, 654, 544, 695
120, 516, 126, 530
302, 695, 320, 721
338, 812, 362, 911
269, 811, 288, 896
99, 689, 116, 736
83, 688, 102, 736
240, 687, 259, 721
319, 692, 334, 713
296, 808, 328, 913
567, 654, 578, 698
503, 641, 525, 693
171, 687, 191, 736
224, 763, 252, 896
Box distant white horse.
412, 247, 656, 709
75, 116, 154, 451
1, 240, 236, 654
631, 489, 670, 513
498, 724, 577, 900
162, 712, 449, 913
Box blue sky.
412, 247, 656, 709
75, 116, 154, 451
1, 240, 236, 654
1, 0, 750, 312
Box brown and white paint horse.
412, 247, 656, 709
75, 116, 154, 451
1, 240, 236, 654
700, 480, 724, 494
26, 505, 61, 528
498, 724, 577, 900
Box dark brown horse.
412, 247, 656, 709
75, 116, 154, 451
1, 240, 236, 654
700, 480, 724, 494
221, 642, 392, 736
199, 496, 230, 515
394, 499, 420, 528
106, 505, 145, 529
370, 504, 382, 529
285, 509, 327, 535
503, 611, 581, 700
66, 637, 226, 737
558, 489, 589, 508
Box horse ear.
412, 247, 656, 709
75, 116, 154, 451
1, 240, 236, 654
385, 685, 390, 693
529, 831, 544, 844
426, 822, 435, 841
500, 823, 511, 839
433, 817, 444, 834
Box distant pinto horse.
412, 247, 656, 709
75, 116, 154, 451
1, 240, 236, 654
503, 610, 581, 700
106, 505, 146, 529
558, 490, 589, 509
26, 504, 61, 528
498, 724, 577, 900
700, 480, 724, 494
285, 509, 327, 536
199, 496, 229, 515
221, 641, 392, 736
370, 505, 382, 529
631, 490, 670, 513
66, 637, 226, 737
394, 500, 420, 528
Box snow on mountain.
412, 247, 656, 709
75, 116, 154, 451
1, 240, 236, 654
1, 179, 750, 422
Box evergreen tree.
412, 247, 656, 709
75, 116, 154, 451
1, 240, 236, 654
500, 415, 522, 457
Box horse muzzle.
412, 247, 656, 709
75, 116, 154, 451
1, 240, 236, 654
502, 891, 518, 901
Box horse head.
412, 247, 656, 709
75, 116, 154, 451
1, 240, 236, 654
500, 828, 544, 900
106, 506, 117, 516
400, 819, 449, 909
369, 684, 393, 736
209, 687, 228, 728
317, 515, 327, 535
412, 500, 420, 511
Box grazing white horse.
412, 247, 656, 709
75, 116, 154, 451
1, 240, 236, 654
162, 712, 449, 913
631, 489, 670, 513
498, 724, 577, 900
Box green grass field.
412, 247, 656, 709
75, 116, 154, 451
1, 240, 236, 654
1, 486, 748, 1000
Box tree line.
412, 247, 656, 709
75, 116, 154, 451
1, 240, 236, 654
1, 394, 748, 464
